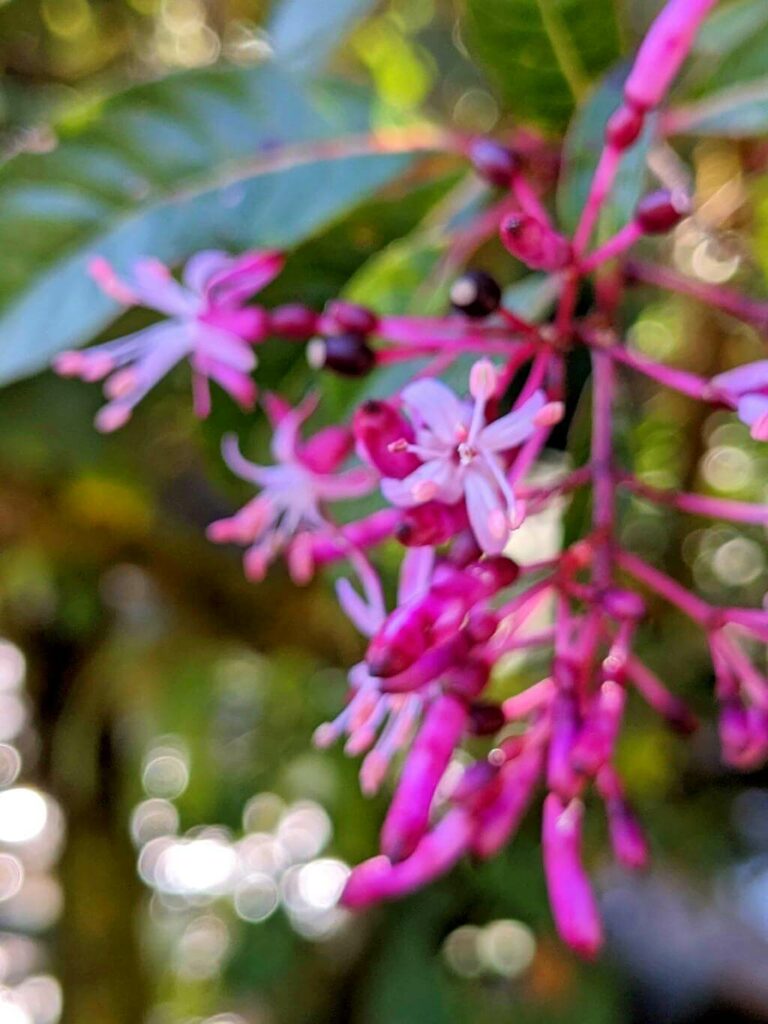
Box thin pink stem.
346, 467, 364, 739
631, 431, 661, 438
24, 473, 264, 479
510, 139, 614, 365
580, 222, 642, 273
621, 475, 768, 525
627, 260, 768, 334
617, 549, 715, 627
591, 349, 615, 588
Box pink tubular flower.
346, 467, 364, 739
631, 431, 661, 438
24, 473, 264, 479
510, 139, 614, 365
542, 794, 603, 959
207, 396, 374, 581
54, 250, 284, 431
711, 361, 768, 441
381, 361, 560, 553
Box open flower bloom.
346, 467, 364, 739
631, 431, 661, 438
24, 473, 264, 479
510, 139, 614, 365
712, 361, 768, 441
54, 249, 284, 431
207, 396, 375, 581
381, 362, 557, 553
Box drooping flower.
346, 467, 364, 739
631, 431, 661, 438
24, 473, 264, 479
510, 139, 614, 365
54, 250, 284, 431
207, 396, 375, 581
711, 361, 768, 441
380, 361, 561, 553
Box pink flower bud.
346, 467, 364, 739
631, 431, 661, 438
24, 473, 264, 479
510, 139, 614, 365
396, 501, 469, 546
542, 794, 603, 959
323, 299, 379, 335
299, 426, 353, 474
354, 400, 421, 479
472, 744, 543, 858
269, 303, 319, 339
380, 694, 468, 861
500, 213, 572, 271
547, 690, 584, 799
624, 0, 718, 112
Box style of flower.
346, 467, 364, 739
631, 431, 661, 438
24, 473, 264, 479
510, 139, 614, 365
712, 361, 768, 441
381, 361, 561, 553
207, 396, 375, 581
54, 249, 284, 431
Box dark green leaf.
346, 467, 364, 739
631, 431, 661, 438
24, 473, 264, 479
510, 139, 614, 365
557, 65, 655, 238
0, 65, 433, 384
269, 0, 378, 78
461, 0, 620, 132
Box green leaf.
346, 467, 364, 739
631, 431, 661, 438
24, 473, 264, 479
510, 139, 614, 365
689, 0, 768, 91
557, 64, 655, 238
0, 65, 433, 385
666, 77, 768, 137
269, 0, 378, 78
461, 0, 620, 132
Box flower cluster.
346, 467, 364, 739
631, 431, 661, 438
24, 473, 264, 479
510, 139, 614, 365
54, 0, 768, 959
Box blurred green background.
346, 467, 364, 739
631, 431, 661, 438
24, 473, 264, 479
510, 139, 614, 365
0, 1, 767, 1022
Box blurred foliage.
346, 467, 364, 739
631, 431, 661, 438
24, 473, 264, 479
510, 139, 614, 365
0, 1, 766, 1024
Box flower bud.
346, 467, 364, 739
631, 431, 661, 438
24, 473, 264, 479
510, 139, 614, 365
269, 303, 319, 339
324, 299, 378, 335
396, 501, 468, 546
500, 213, 572, 271
381, 694, 468, 861
468, 138, 519, 188
354, 400, 420, 478
450, 270, 502, 319
635, 189, 690, 234
468, 701, 506, 736
308, 333, 375, 377
542, 794, 603, 959
605, 104, 644, 150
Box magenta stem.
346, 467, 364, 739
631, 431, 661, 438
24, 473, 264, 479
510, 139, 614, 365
617, 549, 714, 627
573, 146, 623, 258
580, 222, 642, 273
591, 349, 615, 588
621, 475, 768, 525
627, 260, 768, 333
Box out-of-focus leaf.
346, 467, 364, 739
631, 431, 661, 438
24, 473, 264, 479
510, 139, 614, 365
268, 0, 378, 78
557, 65, 655, 238
666, 77, 768, 137
461, 0, 620, 132
0, 65, 435, 384
689, 0, 768, 90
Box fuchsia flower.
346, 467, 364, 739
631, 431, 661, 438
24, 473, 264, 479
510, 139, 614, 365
207, 396, 375, 581
381, 361, 562, 554
54, 250, 283, 431
712, 361, 768, 441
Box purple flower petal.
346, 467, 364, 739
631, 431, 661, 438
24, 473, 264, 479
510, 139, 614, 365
713, 360, 768, 396
381, 459, 463, 507
464, 467, 509, 554
400, 378, 466, 446
478, 391, 545, 452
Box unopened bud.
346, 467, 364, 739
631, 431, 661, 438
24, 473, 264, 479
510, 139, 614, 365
500, 213, 572, 271
635, 189, 690, 234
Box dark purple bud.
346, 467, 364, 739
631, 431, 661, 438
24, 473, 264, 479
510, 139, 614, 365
308, 333, 375, 377
324, 299, 379, 335
269, 303, 319, 339
605, 104, 644, 150
500, 213, 572, 271
450, 270, 502, 319
635, 190, 690, 234
468, 701, 506, 736
468, 138, 519, 188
